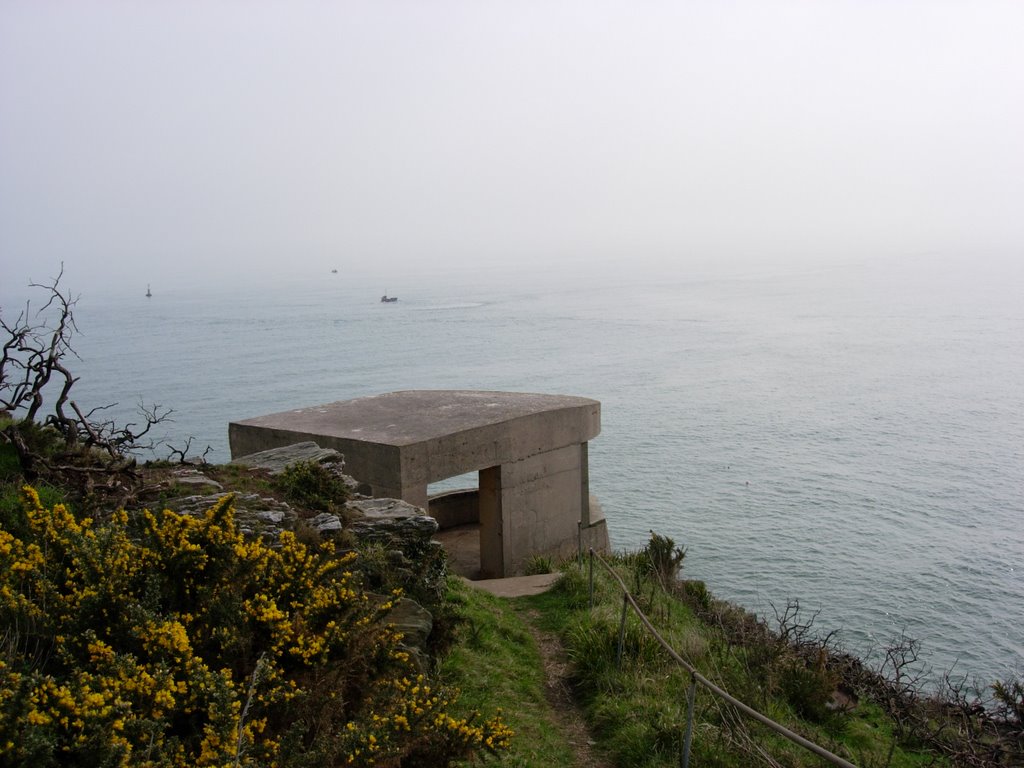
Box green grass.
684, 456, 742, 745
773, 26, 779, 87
0, 440, 977, 768
512, 557, 947, 768
439, 578, 579, 767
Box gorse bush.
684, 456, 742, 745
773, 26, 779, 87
0, 488, 510, 767
274, 460, 350, 514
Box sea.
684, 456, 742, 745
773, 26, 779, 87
3, 254, 1022, 689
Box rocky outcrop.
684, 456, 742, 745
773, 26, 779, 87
348, 497, 439, 542
228, 441, 343, 473
346, 497, 447, 611
309, 512, 344, 534
229, 441, 361, 493
164, 492, 297, 542
154, 443, 440, 551
168, 467, 224, 491
153, 444, 446, 668
387, 598, 434, 671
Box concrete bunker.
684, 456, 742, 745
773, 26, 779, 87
228, 390, 608, 577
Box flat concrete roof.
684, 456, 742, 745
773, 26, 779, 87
231, 390, 599, 447
230, 390, 604, 576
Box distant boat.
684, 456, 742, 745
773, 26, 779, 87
331, 269, 338, 274
380, 292, 398, 303
146, 284, 152, 298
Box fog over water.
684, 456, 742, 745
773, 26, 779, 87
1, 3, 1022, 687
2, 2, 1023, 289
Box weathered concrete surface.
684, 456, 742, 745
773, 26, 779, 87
427, 489, 479, 529
229, 391, 599, 504
432, 490, 610, 577
581, 495, 610, 557
464, 573, 563, 598
435, 524, 482, 578
229, 390, 602, 578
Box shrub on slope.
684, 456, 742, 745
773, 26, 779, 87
0, 488, 510, 767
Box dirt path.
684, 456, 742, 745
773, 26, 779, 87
518, 608, 616, 768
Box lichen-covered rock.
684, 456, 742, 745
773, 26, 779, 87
168, 468, 223, 491
347, 497, 423, 519
347, 498, 447, 601
229, 441, 362, 493
387, 598, 434, 671
309, 512, 343, 534
229, 441, 344, 474
348, 498, 439, 545
257, 509, 287, 525
163, 493, 297, 542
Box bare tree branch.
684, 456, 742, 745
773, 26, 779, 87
166, 435, 212, 465
1, 265, 173, 509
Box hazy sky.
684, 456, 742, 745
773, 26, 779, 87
2, 1, 1023, 291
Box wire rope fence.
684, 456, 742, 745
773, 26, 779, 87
586, 547, 859, 768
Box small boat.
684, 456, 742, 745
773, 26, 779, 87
146, 284, 152, 298
331, 269, 338, 274
380, 292, 398, 303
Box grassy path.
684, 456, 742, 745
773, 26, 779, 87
440, 579, 612, 768
517, 606, 615, 768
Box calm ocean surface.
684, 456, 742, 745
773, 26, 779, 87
5, 255, 1021, 686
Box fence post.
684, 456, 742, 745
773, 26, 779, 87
588, 549, 595, 609
577, 520, 582, 568
681, 673, 697, 768
616, 592, 628, 670
584, 545, 861, 768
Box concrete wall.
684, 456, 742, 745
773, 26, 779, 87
427, 489, 479, 529
497, 444, 584, 576
396, 405, 599, 492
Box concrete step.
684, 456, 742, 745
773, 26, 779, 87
461, 573, 562, 598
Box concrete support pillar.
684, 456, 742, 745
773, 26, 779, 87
478, 466, 504, 579
499, 444, 583, 574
